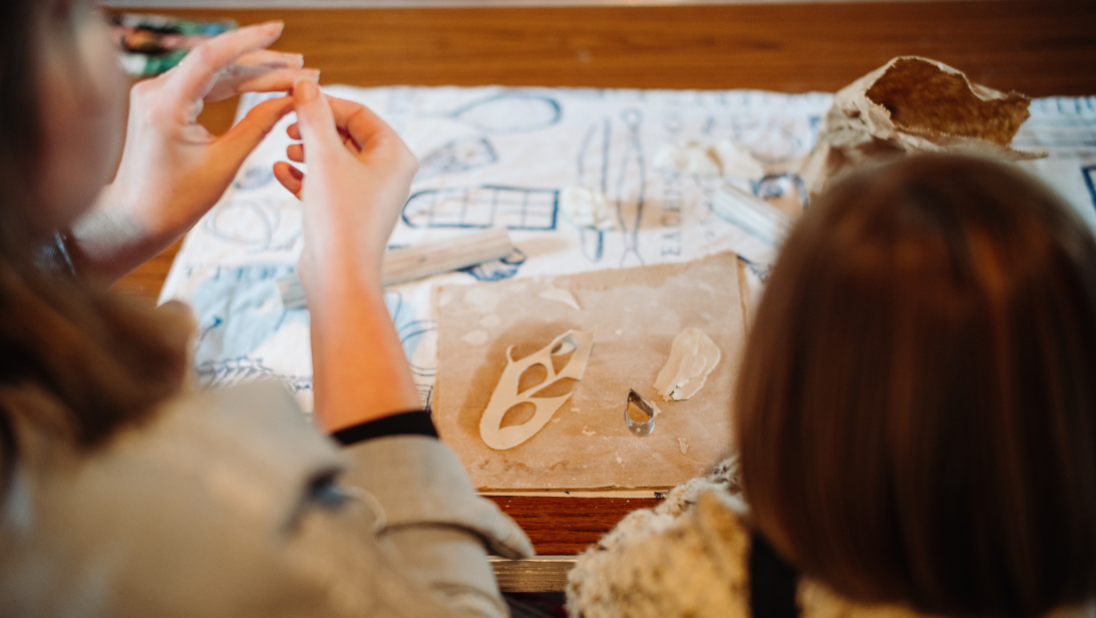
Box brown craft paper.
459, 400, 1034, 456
433, 253, 746, 491
802, 56, 1045, 199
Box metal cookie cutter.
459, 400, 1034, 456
624, 389, 661, 437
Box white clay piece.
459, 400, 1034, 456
479, 330, 595, 450
560, 186, 618, 230
537, 287, 582, 311
652, 139, 764, 180
678, 437, 689, 454
462, 330, 490, 346
652, 327, 722, 402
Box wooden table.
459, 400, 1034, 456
113, 0, 1096, 590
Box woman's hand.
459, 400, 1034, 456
276, 80, 421, 431
72, 21, 317, 282
273, 83, 418, 295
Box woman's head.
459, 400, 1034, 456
0, 0, 123, 244
0, 0, 185, 464
736, 154, 1096, 618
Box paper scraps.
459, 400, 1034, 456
653, 139, 764, 180
653, 327, 722, 402
538, 286, 581, 311
480, 330, 595, 450
560, 186, 618, 230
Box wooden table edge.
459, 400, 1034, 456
490, 555, 577, 593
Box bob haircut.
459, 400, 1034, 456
736, 154, 1096, 618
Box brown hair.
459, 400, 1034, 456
0, 0, 188, 472
736, 154, 1096, 618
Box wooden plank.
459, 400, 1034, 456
490, 555, 576, 594
110, 2, 1096, 96
486, 496, 660, 555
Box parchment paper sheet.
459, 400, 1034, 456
434, 252, 745, 490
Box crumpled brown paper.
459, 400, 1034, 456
802, 56, 1045, 199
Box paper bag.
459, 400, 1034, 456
802, 56, 1044, 199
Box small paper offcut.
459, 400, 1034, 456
560, 186, 618, 230
653, 139, 764, 180
462, 330, 490, 346
538, 287, 581, 310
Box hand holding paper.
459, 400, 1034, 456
278, 81, 422, 430
72, 22, 316, 282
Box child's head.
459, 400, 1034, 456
736, 154, 1096, 618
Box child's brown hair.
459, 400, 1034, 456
736, 154, 1096, 618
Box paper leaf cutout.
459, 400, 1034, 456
479, 330, 594, 450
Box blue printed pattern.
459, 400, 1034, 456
403, 186, 559, 230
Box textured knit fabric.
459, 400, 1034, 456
566, 458, 1094, 618
0, 380, 533, 618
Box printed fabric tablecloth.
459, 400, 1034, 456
159, 86, 1096, 415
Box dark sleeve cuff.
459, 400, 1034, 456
332, 410, 438, 446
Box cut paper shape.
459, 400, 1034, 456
653, 327, 722, 401
403, 186, 559, 230
479, 330, 595, 450
416, 137, 498, 181
653, 139, 764, 179
560, 186, 617, 230
537, 287, 581, 310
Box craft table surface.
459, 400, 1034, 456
112, 0, 1096, 560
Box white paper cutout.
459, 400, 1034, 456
653, 327, 721, 401
479, 330, 595, 450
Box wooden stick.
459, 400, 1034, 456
278, 228, 515, 310
382, 227, 514, 286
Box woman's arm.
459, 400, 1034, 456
281, 83, 533, 616
277, 81, 421, 429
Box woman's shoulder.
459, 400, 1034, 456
0, 380, 364, 617
566, 458, 752, 618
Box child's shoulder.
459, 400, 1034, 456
566, 459, 751, 618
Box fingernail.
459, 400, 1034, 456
295, 78, 318, 103
266, 21, 285, 35
305, 69, 320, 81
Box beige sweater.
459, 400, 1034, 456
0, 380, 533, 618
566, 460, 1093, 618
